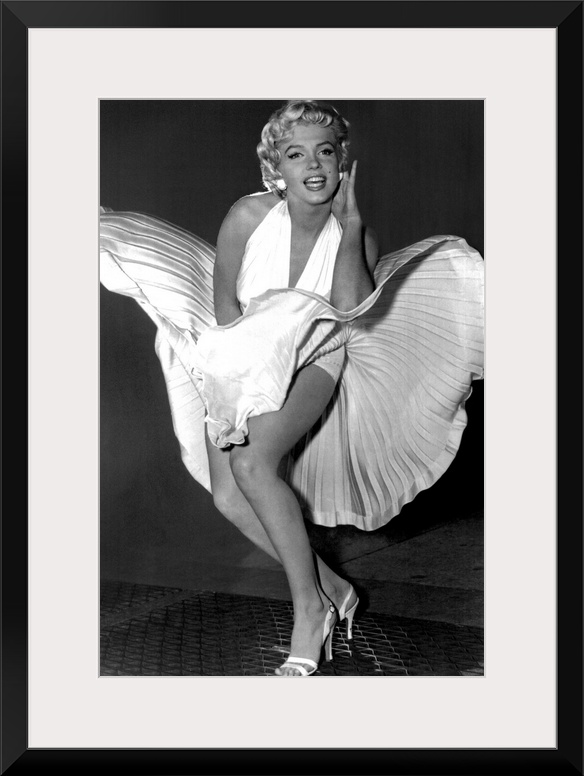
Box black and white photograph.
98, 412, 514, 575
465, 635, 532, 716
99, 99, 485, 677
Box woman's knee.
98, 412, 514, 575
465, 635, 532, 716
229, 446, 272, 491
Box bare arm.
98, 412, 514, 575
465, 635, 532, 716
213, 198, 260, 325
330, 161, 379, 311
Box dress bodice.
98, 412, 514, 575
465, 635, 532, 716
235, 199, 342, 311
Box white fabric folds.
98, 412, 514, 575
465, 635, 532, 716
100, 209, 484, 530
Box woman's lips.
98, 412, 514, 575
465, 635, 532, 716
304, 176, 326, 191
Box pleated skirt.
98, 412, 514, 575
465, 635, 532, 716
100, 209, 484, 531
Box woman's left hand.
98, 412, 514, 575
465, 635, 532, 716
332, 160, 361, 227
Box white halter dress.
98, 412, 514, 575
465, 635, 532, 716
100, 200, 484, 530
236, 198, 341, 308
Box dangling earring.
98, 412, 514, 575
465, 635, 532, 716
339, 170, 345, 181
275, 178, 287, 192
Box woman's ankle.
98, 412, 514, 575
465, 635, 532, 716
292, 591, 329, 618
316, 564, 349, 604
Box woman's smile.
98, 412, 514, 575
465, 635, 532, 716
303, 175, 327, 191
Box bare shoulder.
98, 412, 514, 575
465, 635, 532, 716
216, 192, 280, 264
224, 192, 280, 235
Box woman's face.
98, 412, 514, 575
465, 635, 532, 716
276, 123, 341, 206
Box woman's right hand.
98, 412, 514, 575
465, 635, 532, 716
331, 160, 362, 227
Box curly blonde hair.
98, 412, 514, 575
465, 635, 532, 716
256, 100, 350, 197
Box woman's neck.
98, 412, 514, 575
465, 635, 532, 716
286, 197, 331, 237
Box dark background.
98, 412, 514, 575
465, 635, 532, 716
100, 100, 484, 581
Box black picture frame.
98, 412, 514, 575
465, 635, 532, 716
4, 1, 582, 773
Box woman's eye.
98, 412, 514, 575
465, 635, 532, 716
321, 148, 334, 156
288, 152, 301, 159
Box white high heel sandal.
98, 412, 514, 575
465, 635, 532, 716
337, 584, 359, 640
276, 603, 337, 677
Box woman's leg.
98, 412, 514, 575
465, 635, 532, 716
228, 364, 346, 675
205, 378, 354, 612
205, 434, 280, 562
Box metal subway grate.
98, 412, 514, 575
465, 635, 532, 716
100, 580, 186, 621
100, 580, 483, 677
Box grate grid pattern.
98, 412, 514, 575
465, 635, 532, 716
101, 580, 483, 677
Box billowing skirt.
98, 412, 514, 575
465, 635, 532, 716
100, 210, 484, 531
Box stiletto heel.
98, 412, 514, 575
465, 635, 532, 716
338, 583, 359, 640
344, 600, 358, 640
276, 603, 337, 677
323, 619, 334, 662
